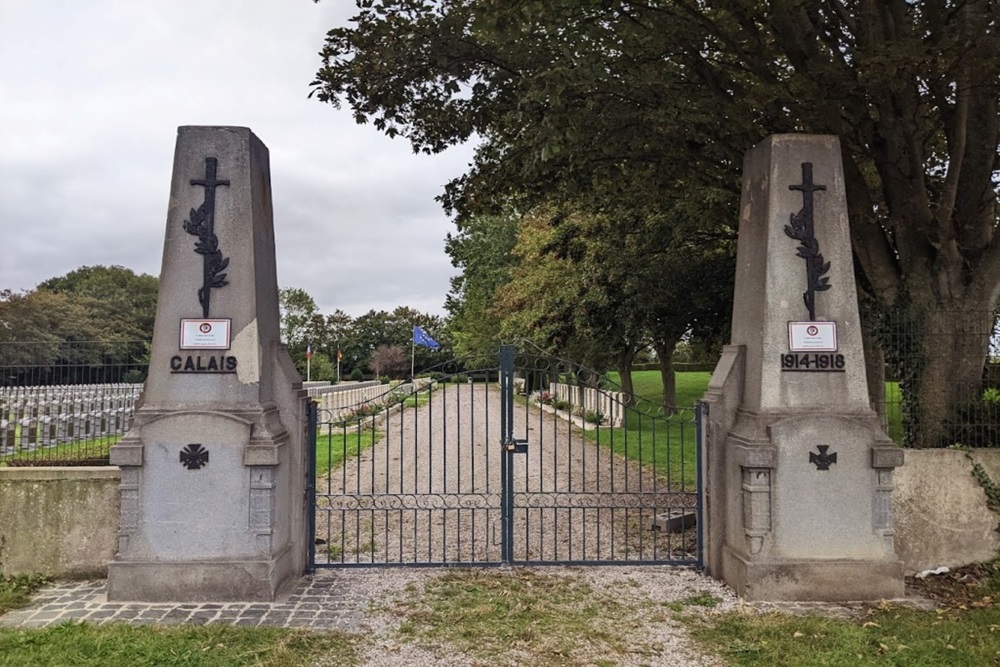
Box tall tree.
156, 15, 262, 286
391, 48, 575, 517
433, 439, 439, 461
444, 210, 520, 363
278, 287, 319, 347
38, 265, 159, 341
314, 1, 1000, 446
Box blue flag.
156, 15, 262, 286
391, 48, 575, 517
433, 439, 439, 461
413, 325, 440, 350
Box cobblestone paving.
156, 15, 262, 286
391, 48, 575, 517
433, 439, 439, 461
0, 571, 369, 631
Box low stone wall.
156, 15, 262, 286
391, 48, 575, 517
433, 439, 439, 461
0, 467, 120, 578
3, 450, 1000, 580
894, 449, 1000, 574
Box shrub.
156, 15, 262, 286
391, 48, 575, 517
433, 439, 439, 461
537, 391, 553, 405
551, 398, 572, 412
122, 369, 146, 384
944, 388, 1000, 447
379, 376, 391, 384
349, 368, 364, 382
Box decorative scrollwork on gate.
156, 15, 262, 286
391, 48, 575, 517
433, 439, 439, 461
512, 491, 697, 510
320, 493, 503, 512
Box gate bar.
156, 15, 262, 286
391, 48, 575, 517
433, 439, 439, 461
499, 344, 515, 564
306, 399, 318, 573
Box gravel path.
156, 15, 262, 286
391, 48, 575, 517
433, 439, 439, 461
315, 382, 696, 565
346, 565, 737, 667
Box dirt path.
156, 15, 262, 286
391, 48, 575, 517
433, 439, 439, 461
314, 382, 696, 565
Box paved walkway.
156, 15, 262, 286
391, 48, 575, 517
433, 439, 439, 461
0, 568, 935, 633
0, 571, 369, 631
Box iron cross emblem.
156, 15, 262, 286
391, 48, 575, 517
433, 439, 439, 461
809, 445, 837, 471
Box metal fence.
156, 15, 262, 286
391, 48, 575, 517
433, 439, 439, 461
872, 309, 1000, 448
0, 341, 148, 465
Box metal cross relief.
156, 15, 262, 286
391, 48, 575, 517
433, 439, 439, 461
785, 162, 830, 321
809, 445, 837, 471
180, 443, 209, 470
184, 157, 230, 318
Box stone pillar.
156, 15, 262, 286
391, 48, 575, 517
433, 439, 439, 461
108, 126, 307, 602
702, 134, 904, 601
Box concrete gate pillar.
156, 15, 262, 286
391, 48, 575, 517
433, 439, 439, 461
108, 126, 307, 601
702, 134, 904, 601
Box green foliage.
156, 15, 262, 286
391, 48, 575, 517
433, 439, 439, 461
945, 396, 1000, 448
36, 265, 159, 342
0, 624, 361, 667
0, 574, 48, 615
550, 398, 572, 412
967, 452, 1000, 535
349, 367, 364, 382
316, 0, 1000, 458
577, 408, 605, 426
444, 211, 519, 364
278, 287, 319, 347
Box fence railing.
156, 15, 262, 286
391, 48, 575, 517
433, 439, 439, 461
0, 341, 149, 465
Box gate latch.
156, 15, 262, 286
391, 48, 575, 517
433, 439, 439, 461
505, 438, 529, 454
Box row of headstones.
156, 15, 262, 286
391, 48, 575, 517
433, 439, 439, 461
310, 378, 432, 420
0, 408, 134, 455
549, 382, 626, 427
0, 383, 142, 423
0, 384, 142, 456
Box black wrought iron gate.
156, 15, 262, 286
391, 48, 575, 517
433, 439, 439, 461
308, 345, 702, 569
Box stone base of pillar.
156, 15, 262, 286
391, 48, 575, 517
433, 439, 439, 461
107, 545, 296, 602
721, 545, 904, 601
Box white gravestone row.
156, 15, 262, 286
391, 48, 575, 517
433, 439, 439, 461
306, 379, 432, 420
0, 384, 142, 455
548, 382, 626, 427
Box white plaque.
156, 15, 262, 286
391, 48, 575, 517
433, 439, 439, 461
180, 318, 231, 350
788, 321, 837, 352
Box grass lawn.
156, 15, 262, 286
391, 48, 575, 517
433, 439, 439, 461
686, 560, 1000, 666
0, 435, 120, 466
687, 605, 1000, 667
315, 428, 381, 477
589, 373, 905, 485
0, 623, 361, 667
579, 371, 710, 489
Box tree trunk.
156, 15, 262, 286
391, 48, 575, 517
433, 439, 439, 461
652, 339, 679, 416
615, 347, 637, 408
893, 303, 995, 448
860, 311, 886, 425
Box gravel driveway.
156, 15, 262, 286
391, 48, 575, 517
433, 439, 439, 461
315, 382, 697, 566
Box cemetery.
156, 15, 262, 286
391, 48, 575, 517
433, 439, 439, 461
1, 128, 998, 605
2, 2, 1000, 664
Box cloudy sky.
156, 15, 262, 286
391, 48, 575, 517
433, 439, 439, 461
0, 1, 476, 317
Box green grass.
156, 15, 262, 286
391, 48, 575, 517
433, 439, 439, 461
686, 605, 1000, 667
583, 372, 907, 486
580, 371, 710, 489
0, 435, 120, 466
315, 429, 381, 476
391, 569, 645, 667
0, 623, 361, 667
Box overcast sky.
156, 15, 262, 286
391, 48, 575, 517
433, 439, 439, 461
0, 1, 476, 317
